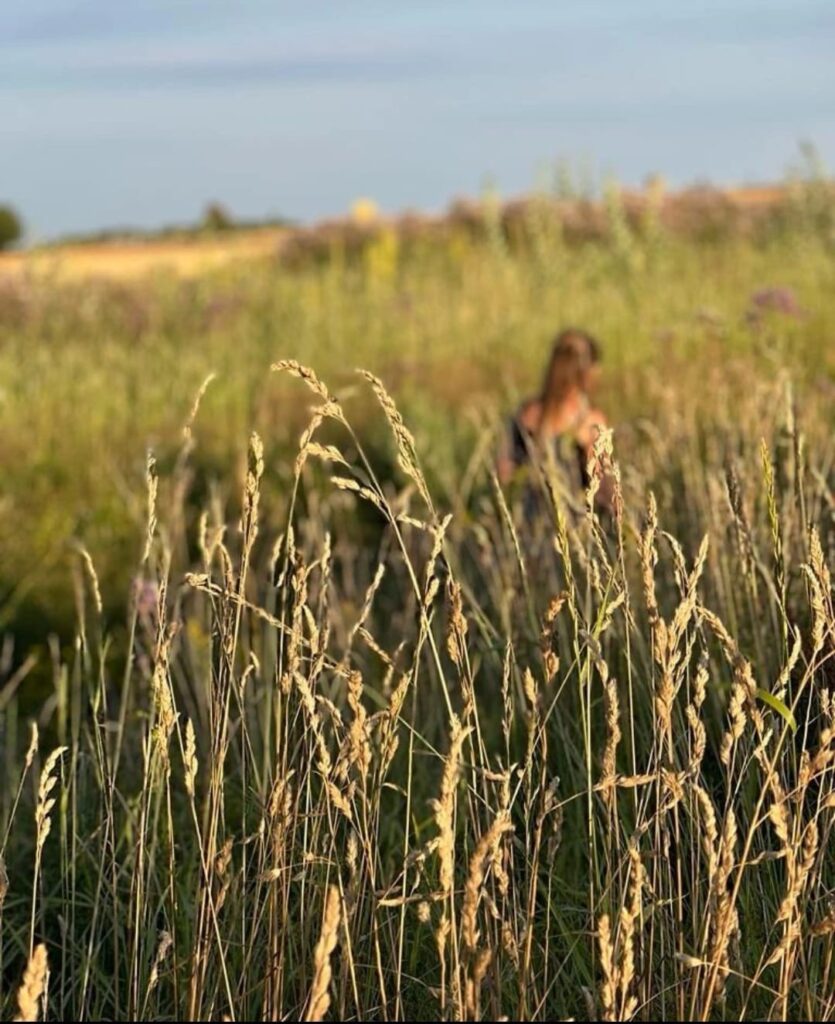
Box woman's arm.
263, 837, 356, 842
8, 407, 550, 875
498, 403, 537, 485
497, 417, 524, 485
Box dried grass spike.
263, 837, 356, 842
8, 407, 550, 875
15, 943, 48, 1022
304, 885, 342, 1021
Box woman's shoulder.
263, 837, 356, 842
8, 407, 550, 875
575, 406, 609, 448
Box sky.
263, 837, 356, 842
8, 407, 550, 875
2, 1, 834, 240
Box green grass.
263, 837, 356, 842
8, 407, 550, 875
1, 208, 833, 640
0, 191, 834, 1021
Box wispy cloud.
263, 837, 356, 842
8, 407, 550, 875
5, 48, 454, 91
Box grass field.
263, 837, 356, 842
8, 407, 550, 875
0, 176, 834, 1020
0, 183, 788, 286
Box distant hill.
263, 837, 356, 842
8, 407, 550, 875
0, 182, 828, 282
48, 213, 295, 249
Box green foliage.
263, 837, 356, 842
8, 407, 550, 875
201, 200, 235, 232
0, 203, 22, 249
0, 215, 833, 643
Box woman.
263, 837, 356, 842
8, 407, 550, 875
499, 327, 613, 513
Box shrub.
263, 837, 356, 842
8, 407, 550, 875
201, 201, 235, 232
0, 204, 23, 249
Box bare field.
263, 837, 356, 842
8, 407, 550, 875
0, 226, 285, 281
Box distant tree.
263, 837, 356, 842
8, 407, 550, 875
201, 201, 234, 233
0, 205, 23, 250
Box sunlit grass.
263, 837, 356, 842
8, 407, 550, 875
0, 185, 834, 1020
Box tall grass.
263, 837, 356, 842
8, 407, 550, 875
1, 182, 834, 1020
1, 347, 834, 1018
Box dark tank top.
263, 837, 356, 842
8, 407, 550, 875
508, 405, 590, 493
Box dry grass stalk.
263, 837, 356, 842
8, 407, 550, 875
359, 369, 433, 509
0, 854, 8, 913
35, 747, 66, 853
150, 639, 176, 770
598, 913, 617, 1021
599, 663, 621, 807
243, 431, 264, 537
214, 837, 234, 914
639, 492, 659, 627
182, 371, 216, 445
183, 719, 198, 797
143, 449, 158, 563
14, 943, 48, 1022
464, 947, 492, 1020
146, 930, 174, 998
271, 359, 331, 402
346, 670, 372, 781
598, 845, 644, 1021
461, 811, 513, 951
539, 592, 566, 681
293, 671, 353, 821
446, 579, 469, 669
523, 668, 541, 779
378, 672, 409, 779
76, 545, 103, 616
304, 884, 343, 1021
707, 808, 739, 1001
431, 714, 471, 898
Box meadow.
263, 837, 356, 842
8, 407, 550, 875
0, 176, 834, 1021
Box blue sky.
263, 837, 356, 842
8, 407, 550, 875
2, 1, 834, 239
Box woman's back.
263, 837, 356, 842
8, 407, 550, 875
499, 328, 613, 514
508, 397, 591, 490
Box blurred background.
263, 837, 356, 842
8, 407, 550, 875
1, 1, 833, 676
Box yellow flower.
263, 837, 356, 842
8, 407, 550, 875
350, 197, 379, 225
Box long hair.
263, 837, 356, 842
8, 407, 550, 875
539, 328, 601, 422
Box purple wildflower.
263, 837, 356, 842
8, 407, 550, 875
749, 286, 805, 318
